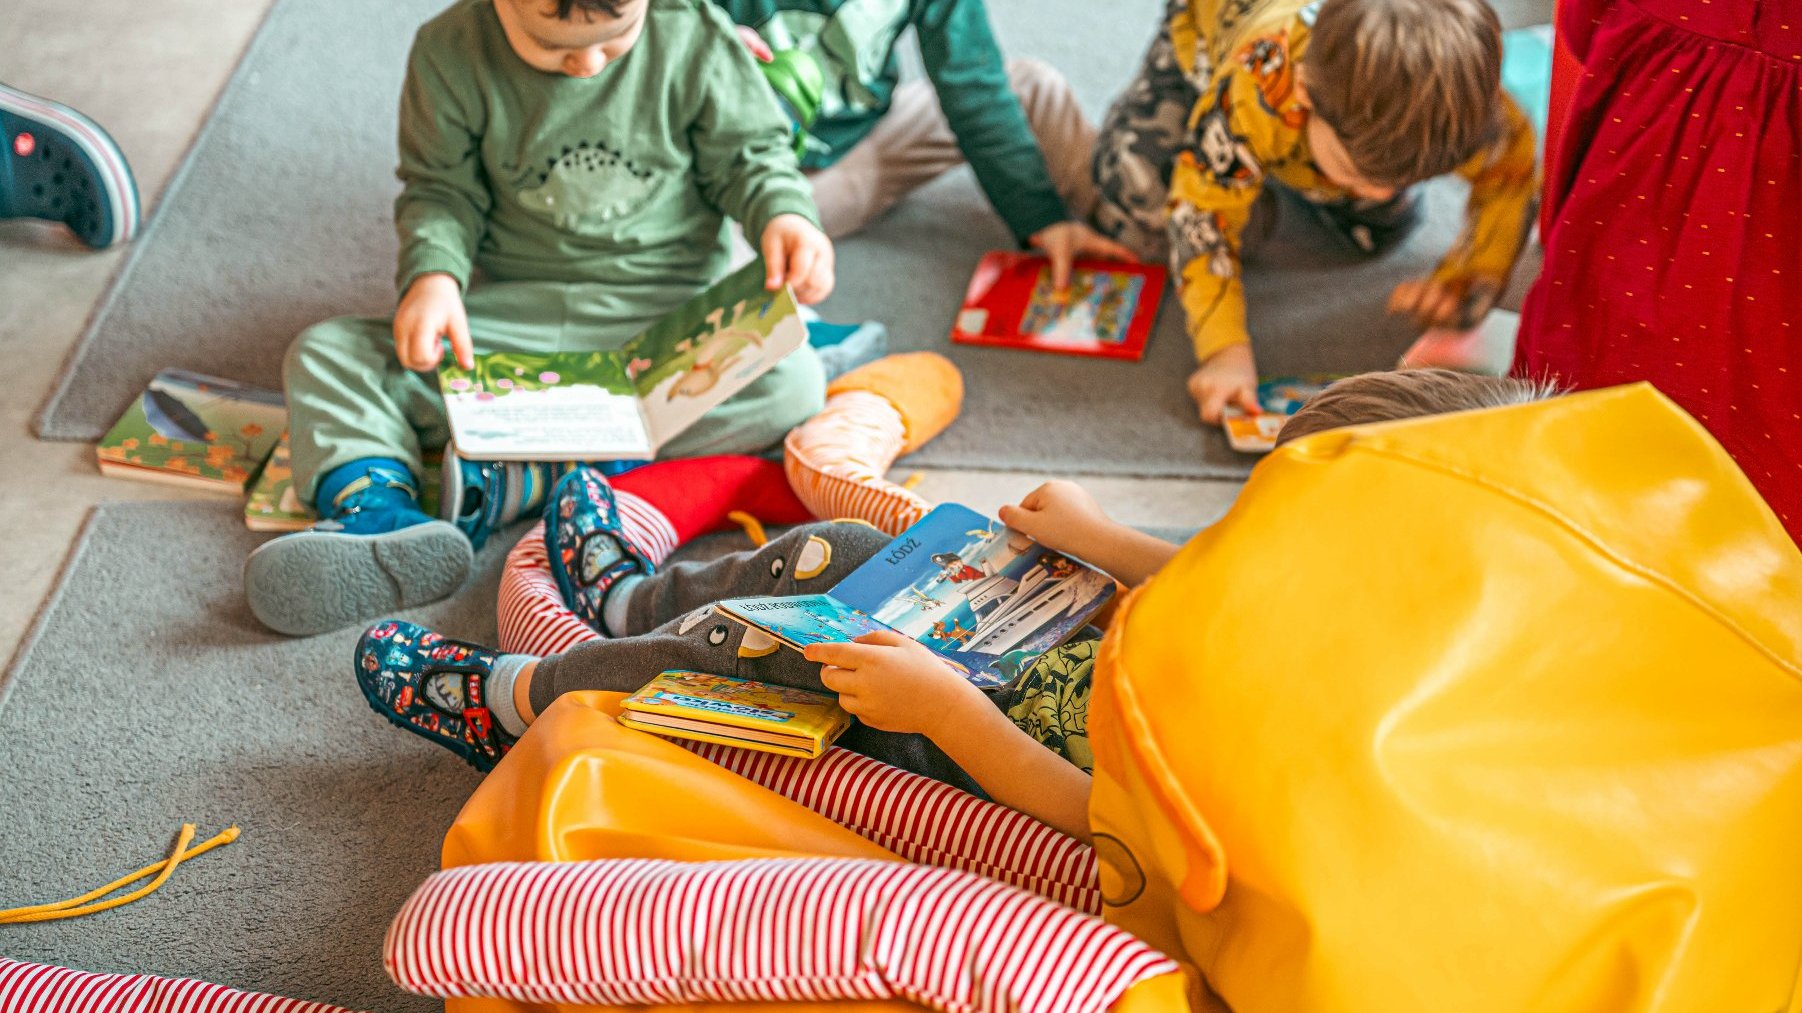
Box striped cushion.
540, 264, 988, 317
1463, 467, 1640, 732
497, 521, 605, 657
0, 957, 359, 1013
689, 742, 1101, 913
386, 858, 1174, 1011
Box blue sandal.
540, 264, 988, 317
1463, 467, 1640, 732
545, 466, 656, 632
0, 82, 139, 249
355, 620, 515, 771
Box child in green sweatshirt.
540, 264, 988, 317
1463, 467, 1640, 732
720, 0, 1131, 287
246, 0, 836, 638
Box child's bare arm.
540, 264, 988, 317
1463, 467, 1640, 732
1000, 481, 1179, 588
805, 633, 1093, 842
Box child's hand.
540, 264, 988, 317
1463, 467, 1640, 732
999, 480, 1110, 556
805, 631, 984, 737
1188, 343, 1260, 424
394, 273, 472, 371
761, 213, 835, 305
1029, 220, 1137, 290
1388, 274, 1501, 330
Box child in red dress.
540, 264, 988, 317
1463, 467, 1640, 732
1516, 0, 1802, 544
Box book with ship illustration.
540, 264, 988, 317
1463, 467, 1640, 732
437, 261, 805, 461
950, 251, 1166, 362
1221, 375, 1347, 453
618, 670, 851, 760
714, 504, 1116, 688
245, 432, 442, 532
96, 368, 286, 494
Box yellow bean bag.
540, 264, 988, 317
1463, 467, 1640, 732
1091, 382, 1802, 1011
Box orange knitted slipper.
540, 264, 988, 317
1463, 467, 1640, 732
825, 352, 964, 456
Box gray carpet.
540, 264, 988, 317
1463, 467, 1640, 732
0, 503, 505, 1011
33, 0, 1457, 478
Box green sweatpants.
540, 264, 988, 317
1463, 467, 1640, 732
283, 279, 826, 507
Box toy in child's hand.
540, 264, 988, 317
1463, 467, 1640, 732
952, 251, 1166, 361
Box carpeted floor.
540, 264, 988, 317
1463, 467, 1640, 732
0, 502, 511, 1011
33, 0, 1463, 478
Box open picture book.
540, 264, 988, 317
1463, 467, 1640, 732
618, 670, 850, 760
437, 261, 805, 461
715, 504, 1117, 688
950, 251, 1167, 361
1222, 375, 1347, 453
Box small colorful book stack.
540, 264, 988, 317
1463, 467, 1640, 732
97, 369, 286, 494
619, 670, 850, 759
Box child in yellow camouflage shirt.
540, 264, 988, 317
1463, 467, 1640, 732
1091, 0, 1538, 422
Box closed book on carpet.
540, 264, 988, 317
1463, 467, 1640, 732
97, 369, 286, 494
618, 670, 850, 760
950, 251, 1165, 361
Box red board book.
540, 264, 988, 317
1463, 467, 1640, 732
949, 251, 1167, 362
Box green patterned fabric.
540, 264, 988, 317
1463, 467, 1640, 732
1002, 637, 1096, 774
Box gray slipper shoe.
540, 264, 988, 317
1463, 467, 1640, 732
244, 520, 473, 637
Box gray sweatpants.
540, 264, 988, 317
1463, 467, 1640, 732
529, 521, 1005, 795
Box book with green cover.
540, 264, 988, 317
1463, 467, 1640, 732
245, 432, 442, 532
97, 369, 287, 494
437, 261, 807, 461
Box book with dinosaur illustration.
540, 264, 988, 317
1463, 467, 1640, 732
437, 261, 805, 461
618, 670, 851, 759
714, 504, 1116, 688
950, 251, 1167, 362
244, 432, 442, 532
1221, 375, 1348, 453
96, 369, 287, 494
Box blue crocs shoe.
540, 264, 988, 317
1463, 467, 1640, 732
438, 444, 649, 550
245, 459, 472, 636
355, 620, 515, 771
0, 82, 139, 249
545, 466, 656, 630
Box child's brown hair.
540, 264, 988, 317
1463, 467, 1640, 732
1276, 368, 1556, 446
1301, 0, 1504, 186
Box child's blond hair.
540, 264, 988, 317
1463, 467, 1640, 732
1220, 0, 1504, 186
1275, 369, 1556, 445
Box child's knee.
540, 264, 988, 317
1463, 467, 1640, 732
284, 316, 388, 388
1006, 58, 1069, 104
758, 519, 890, 590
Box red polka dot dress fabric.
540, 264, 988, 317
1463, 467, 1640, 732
1517, 0, 1802, 543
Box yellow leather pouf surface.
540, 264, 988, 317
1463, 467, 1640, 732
1089, 384, 1802, 1011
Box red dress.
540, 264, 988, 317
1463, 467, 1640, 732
1516, 0, 1802, 544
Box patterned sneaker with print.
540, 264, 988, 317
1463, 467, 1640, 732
545, 465, 657, 629
355, 620, 515, 771
439, 445, 650, 550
